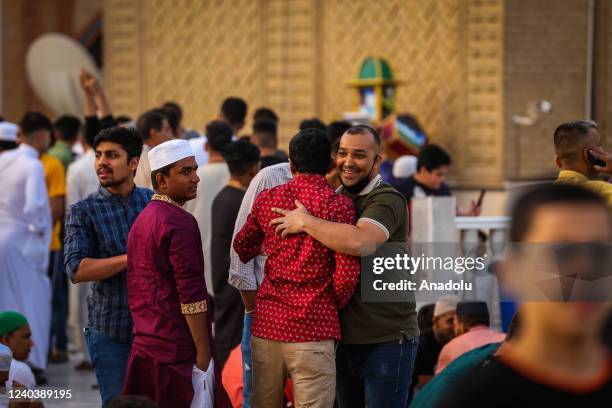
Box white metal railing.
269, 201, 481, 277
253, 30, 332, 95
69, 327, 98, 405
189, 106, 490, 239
455, 215, 511, 331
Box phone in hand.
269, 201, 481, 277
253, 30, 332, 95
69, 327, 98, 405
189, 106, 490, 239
586, 149, 606, 168
476, 189, 486, 208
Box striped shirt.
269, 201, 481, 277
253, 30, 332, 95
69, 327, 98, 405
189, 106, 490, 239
64, 186, 153, 342
228, 162, 292, 291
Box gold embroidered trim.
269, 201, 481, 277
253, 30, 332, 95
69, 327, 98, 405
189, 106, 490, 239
181, 300, 207, 315
151, 193, 183, 208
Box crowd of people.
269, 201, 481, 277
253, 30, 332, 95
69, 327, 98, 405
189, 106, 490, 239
0, 68, 611, 408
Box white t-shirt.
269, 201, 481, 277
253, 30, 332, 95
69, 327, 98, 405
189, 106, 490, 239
0, 360, 37, 408
188, 136, 209, 167
184, 162, 230, 293
134, 145, 153, 189
66, 149, 98, 209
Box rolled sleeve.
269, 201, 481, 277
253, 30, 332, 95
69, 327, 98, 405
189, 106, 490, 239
63, 204, 94, 281
357, 191, 406, 240
228, 164, 290, 290
233, 205, 265, 265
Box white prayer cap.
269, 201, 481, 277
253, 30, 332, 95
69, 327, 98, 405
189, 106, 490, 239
0, 343, 12, 371
392, 155, 417, 179
148, 139, 195, 172
434, 295, 459, 317
0, 122, 18, 142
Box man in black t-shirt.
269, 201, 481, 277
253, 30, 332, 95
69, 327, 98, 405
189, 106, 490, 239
393, 144, 480, 219
211, 140, 260, 368
438, 184, 612, 407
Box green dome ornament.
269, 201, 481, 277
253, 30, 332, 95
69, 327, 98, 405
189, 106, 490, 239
348, 57, 401, 121
348, 57, 427, 156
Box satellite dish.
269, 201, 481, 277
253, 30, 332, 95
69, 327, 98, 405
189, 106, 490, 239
26, 33, 102, 117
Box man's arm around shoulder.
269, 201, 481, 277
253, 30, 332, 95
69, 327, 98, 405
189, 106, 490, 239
272, 191, 400, 256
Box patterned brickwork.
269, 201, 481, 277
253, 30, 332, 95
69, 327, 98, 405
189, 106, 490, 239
463, 0, 504, 186
141, 0, 263, 132
503, 0, 589, 180
103, 0, 145, 118
91, 0, 598, 185
321, 0, 468, 180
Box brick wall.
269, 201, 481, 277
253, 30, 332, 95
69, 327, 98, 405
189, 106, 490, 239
503, 0, 589, 180
594, 0, 612, 150
6, 0, 612, 187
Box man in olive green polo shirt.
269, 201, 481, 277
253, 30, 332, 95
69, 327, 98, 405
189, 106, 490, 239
272, 125, 418, 408
553, 120, 612, 207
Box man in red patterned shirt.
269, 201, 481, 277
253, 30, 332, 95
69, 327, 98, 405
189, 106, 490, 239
233, 128, 360, 408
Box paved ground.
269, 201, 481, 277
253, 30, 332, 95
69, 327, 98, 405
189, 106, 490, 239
43, 352, 100, 407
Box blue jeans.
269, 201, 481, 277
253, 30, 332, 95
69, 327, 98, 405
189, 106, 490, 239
241, 312, 253, 408
84, 325, 132, 407
50, 250, 68, 352
336, 336, 419, 408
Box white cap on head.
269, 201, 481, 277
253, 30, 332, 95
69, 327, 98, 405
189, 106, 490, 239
392, 155, 417, 178
434, 295, 459, 317
0, 343, 12, 371
148, 139, 194, 172
0, 122, 18, 143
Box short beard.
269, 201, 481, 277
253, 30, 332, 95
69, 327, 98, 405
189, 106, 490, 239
99, 174, 129, 188
339, 162, 376, 195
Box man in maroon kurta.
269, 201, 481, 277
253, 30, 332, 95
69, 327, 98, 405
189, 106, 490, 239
123, 139, 230, 408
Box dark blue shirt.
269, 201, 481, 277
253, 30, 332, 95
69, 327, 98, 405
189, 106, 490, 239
391, 175, 451, 202
64, 186, 153, 342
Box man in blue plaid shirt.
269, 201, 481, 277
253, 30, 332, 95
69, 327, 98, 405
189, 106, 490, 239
64, 126, 153, 407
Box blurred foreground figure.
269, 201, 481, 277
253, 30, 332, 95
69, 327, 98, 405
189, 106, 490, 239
123, 140, 230, 408
440, 184, 612, 407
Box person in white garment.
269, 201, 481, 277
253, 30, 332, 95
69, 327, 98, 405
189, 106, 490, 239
0, 311, 38, 390
188, 134, 209, 166
0, 343, 11, 408
0, 312, 44, 408
185, 121, 232, 293
0, 121, 18, 154
0, 120, 52, 372
134, 109, 174, 189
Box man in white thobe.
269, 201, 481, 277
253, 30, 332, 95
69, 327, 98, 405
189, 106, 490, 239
0, 121, 52, 370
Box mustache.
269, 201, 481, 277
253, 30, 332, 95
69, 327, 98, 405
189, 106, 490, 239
97, 166, 113, 173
